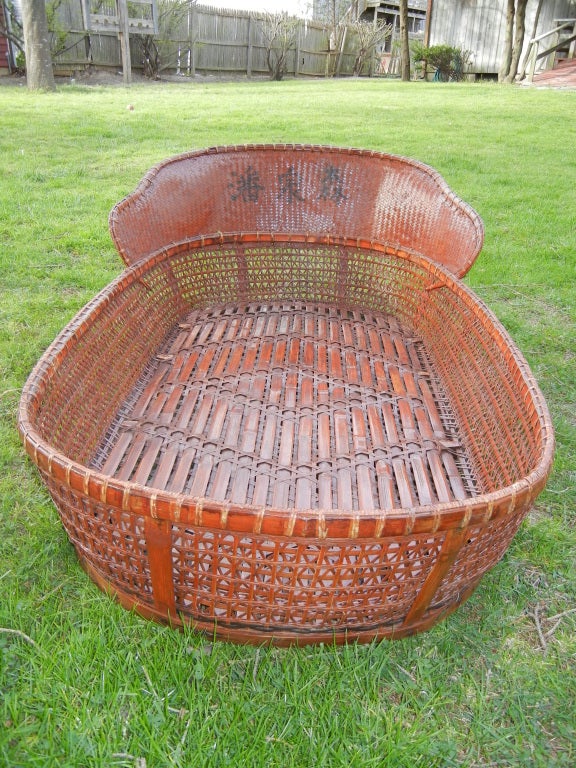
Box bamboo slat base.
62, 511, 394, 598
93, 301, 478, 513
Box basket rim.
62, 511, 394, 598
108, 144, 485, 278
18, 232, 554, 539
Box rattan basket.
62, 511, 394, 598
18, 147, 554, 645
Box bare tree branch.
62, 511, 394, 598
257, 11, 299, 81
348, 19, 391, 77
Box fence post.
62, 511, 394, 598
79, 0, 92, 66
247, 14, 253, 77
190, 4, 196, 76
528, 40, 538, 81
117, 0, 132, 85
324, 43, 332, 77
335, 25, 347, 75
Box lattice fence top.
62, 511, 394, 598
84, 0, 158, 35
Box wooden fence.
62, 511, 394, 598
50, 2, 367, 78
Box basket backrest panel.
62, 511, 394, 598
110, 146, 484, 278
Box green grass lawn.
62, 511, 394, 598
0, 77, 575, 767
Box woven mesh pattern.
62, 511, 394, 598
19, 235, 554, 644
109, 145, 484, 278
44, 472, 152, 600
172, 530, 445, 632
432, 506, 527, 608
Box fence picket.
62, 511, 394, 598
50, 2, 361, 78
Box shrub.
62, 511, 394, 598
412, 43, 471, 81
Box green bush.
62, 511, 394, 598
411, 43, 471, 81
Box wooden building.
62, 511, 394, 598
426, 0, 576, 77
361, 0, 428, 33
313, 0, 427, 32
314, 0, 575, 79
360, 1, 427, 73
0, 4, 11, 73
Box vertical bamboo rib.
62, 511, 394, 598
145, 517, 176, 616
403, 526, 468, 626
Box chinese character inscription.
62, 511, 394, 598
278, 167, 304, 203
228, 165, 265, 203
228, 163, 349, 206
318, 164, 347, 205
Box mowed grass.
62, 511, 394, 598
0, 77, 575, 767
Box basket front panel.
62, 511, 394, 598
171, 528, 446, 632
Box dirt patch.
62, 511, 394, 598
0, 68, 273, 88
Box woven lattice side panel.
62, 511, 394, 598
412, 280, 544, 493
169, 242, 430, 317
172, 529, 446, 631
31, 265, 186, 464
44, 473, 153, 600
432, 506, 527, 608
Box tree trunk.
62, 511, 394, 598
498, 0, 515, 82
20, 0, 55, 90
518, 0, 544, 81
399, 0, 410, 81
505, 0, 529, 83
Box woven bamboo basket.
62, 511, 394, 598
18, 146, 554, 645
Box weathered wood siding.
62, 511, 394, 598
428, 0, 576, 75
